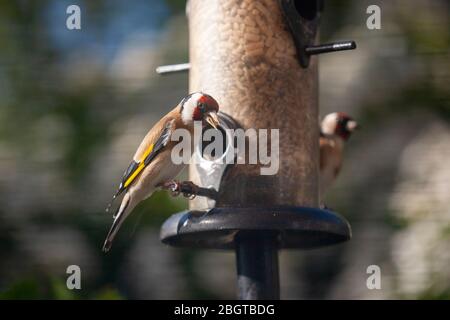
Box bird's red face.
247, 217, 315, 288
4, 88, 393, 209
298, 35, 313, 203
181, 92, 220, 128
321, 112, 359, 140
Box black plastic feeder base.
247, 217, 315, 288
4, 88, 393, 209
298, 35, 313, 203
160, 206, 351, 250
160, 206, 351, 300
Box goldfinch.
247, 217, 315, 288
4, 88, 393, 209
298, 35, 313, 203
103, 92, 220, 252
319, 112, 359, 199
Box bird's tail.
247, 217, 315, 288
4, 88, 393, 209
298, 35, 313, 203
102, 192, 132, 253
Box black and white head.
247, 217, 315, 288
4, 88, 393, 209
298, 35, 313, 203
321, 112, 359, 140
179, 92, 220, 128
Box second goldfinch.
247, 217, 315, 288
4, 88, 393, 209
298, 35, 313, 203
103, 92, 220, 252
319, 112, 359, 199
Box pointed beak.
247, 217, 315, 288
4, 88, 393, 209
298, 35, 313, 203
205, 111, 220, 129
346, 120, 359, 131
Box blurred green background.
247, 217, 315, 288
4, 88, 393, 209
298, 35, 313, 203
0, 0, 448, 299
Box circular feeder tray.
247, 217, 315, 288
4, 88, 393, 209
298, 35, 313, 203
160, 206, 351, 250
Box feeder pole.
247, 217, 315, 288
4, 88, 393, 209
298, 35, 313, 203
188, 0, 319, 299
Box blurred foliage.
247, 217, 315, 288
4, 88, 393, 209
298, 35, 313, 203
0, 275, 123, 299
0, 0, 189, 300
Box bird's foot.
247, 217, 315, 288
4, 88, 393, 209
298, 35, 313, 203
160, 180, 199, 200
159, 180, 181, 196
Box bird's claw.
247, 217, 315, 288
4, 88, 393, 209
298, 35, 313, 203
160, 180, 199, 199
160, 180, 181, 197
180, 181, 199, 199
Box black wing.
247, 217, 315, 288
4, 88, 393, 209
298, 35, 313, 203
105, 120, 174, 211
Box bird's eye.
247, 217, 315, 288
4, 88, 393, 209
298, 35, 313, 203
198, 103, 206, 113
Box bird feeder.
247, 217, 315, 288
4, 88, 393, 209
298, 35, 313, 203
160, 0, 353, 299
